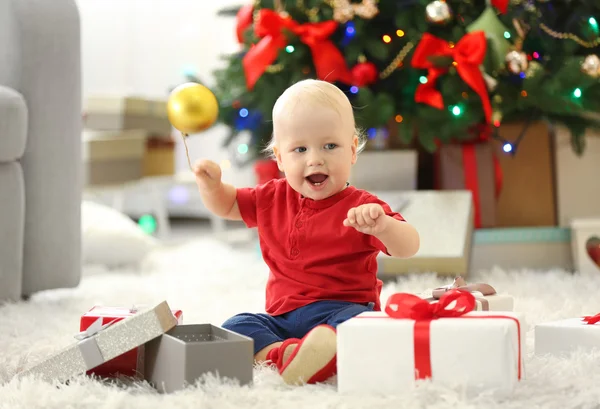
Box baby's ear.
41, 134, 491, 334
351, 134, 359, 164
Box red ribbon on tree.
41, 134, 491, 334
583, 313, 600, 325
411, 31, 492, 124
491, 0, 508, 13
384, 291, 475, 379
242, 9, 352, 90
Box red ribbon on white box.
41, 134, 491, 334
359, 290, 522, 381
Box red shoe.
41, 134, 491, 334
266, 325, 337, 385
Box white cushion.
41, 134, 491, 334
82, 200, 158, 267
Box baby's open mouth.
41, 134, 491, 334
306, 173, 328, 186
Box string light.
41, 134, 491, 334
350, 86, 359, 94
285, 45, 295, 53
419, 76, 428, 84
382, 34, 392, 43
573, 88, 582, 98
521, 90, 528, 97
239, 108, 249, 117
450, 105, 462, 116
395, 114, 403, 123
503, 143, 513, 153
168, 186, 189, 205
345, 22, 356, 36
396, 29, 405, 37
220, 159, 232, 170
237, 143, 249, 154
138, 215, 157, 235
504, 31, 511, 39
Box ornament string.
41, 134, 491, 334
540, 23, 600, 48
380, 42, 414, 79
181, 133, 193, 171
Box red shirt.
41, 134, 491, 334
236, 178, 405, 316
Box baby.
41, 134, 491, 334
193, 79, 420, 385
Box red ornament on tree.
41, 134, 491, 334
351, 62, 378, 87
236, 4, 254, 44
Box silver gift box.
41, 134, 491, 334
15, 301, 178, 383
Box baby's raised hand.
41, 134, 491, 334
343, 203, 388, 235
193, 159, 222, 192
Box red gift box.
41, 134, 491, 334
80, 306, 183, 378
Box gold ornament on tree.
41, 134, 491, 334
505, 18, 529, 75
425, 1, 452, 25
329, 0, 379, 23
505, 50, 528, 74
167, 82, 219, 170
581, 54, 600, 78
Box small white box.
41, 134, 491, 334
535, 318, 600, 357
337, 310, 525, 395
570, 218, 600, 276
425, 293, 514, 311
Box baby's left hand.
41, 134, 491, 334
343, 203, 388, 235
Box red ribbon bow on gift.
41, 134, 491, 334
385, 290, 475, 379
385, 289, 476, 320
242, 9, 352, 90
411, 31, 492, 124
583, 313, 600, 325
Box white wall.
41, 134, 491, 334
76, 0, 255, 188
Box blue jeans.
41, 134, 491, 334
222, 300, 376, 354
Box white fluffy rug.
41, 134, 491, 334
2, 237, 600, 409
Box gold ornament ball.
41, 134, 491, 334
505, 50, 528, 75
425, 0, 452, 24
581, 54, 600, 78
167, 82, 219, 135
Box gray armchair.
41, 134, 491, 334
0, 0, 82, 301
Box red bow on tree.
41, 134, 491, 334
491, 0, 508, 13
411, 31, 492, 124
242, 9, 352, 90
385, 289, 476, 320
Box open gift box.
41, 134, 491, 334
337, 291, 525, 395
80, 305, 183, 378
144, 324, 254, 393
15, 301, 178, 384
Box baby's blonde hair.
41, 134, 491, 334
262, 79, 367, 158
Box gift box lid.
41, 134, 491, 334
15, 301, 178, 383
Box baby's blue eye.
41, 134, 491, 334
324, 143, 337, 150
294, 147, 307, 153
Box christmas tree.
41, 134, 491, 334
209, 0, 600, 162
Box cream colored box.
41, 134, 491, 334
84, 96, 172, 135
375, 191, 474, 276
82, 130, 147, 186
554, 126, 600, 226
337, 311, 525, 395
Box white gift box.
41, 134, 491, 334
425, 291, 514, 311
337, 310, 525, 395
535, 317, 600, 357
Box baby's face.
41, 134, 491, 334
273, 106, 357, 200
